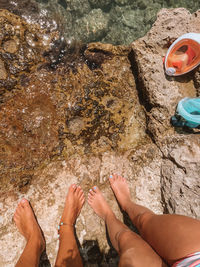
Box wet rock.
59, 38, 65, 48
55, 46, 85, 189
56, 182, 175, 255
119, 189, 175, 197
0, 58, 7, 80
65, 0, 91, 16
121, 10, 145, 29
74, 9, 109, 42
144, 3, 162, 24
0, 9, 59, 97
115, 0, 131, 6
3, 39, 18, 53
89, 0, 112, 9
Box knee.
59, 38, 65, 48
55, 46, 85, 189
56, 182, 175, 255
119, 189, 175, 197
119, 249, 135, 267
134, 211, 154, 231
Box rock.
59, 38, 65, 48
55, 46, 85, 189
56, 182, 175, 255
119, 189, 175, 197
65, 0, 91, 16
144, 3, 162, 24
89, 0, 112, 9
161, 135, 200, 218
0, 9, 162, 266
0, 58, 7, 80
121, 10, 144, 29
1, 7, 200, 267
103, 23, 144, 45
132, 8, 200, 141
132, 8, 200, 220
3, 40, 18, 53
115, 0, 131, 6
193, 66, 200, 96
74, 9, 109, 42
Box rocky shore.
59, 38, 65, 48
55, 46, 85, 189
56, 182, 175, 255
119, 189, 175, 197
0, 7, 199, 267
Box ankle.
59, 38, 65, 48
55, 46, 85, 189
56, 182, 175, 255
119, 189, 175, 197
27, 235, 45, 253
123, 199, 134, 213
105, 210, 115, 221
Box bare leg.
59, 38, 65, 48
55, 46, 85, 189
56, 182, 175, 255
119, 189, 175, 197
109, 174, 200, 265
55, 184, 85, 267
88, 186, 166, 267
14, 199, 45, 267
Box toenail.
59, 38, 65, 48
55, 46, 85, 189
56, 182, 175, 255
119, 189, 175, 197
89, 189, 92, 191
21, 199, 26, 203
93, 186, 97, 189
110, 175, 113, 178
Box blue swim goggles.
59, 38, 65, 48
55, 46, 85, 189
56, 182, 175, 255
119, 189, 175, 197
171, 97, 200, 128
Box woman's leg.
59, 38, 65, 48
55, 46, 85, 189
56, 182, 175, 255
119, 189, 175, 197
14, 199, 45, 267
88, 186, 166, 267
55, 184, 85, 267
109, 174, 200, 265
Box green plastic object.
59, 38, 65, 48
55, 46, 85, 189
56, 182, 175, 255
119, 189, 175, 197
171, 97, 200, 128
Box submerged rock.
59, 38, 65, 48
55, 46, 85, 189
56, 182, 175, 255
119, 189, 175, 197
89, 0, 112, 9
74, 9, 109, 42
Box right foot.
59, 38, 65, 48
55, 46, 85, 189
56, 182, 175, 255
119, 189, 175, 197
60, 184, 85, 225
109, 174, 131, 211
13, 198, 45, 253
88, 186, 114, 220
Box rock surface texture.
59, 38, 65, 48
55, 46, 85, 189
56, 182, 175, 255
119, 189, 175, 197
0, 7, 200, 267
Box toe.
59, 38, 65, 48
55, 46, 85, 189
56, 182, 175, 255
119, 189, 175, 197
93, 186, 100, 194
79, 191, 85, 199
77, 186, 84, 197
69, 184, 77, 192
87, 197, 93, 205
20, 198, 29, 208
109, 175, 114, 183
118, 175, 123, 181
88, 189, 95, 196
13, 213, 19, 222
92, 186, 98, 192
113, 174, 117, 181
88, 192, 94, 200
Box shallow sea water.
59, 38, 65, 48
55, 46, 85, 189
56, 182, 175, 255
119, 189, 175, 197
34, 0, 200, 45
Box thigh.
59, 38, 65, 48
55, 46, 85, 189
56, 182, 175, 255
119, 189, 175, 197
118, 230, 167, 267
137, 213, 200, 265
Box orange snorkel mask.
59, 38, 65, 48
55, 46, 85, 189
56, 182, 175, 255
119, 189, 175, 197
164, 33, 200, 76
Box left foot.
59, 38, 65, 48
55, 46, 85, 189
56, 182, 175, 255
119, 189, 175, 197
13, 199, 45, 253
60, 184, 85, 225
88, 186, 114, 220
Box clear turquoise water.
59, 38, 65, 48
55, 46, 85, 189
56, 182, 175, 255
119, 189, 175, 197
22, 0, 200, 45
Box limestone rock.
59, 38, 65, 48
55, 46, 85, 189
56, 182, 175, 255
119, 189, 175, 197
132, 8, 200, 141
132, 8, 200, 220
161, 135, 200, 218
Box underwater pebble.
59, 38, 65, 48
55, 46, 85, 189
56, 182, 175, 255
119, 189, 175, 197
3, 40, 18, 53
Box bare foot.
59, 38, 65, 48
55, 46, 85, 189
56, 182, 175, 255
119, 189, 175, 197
109, 174, 131, 211
88, 186, 114, 220
60, 184, 85, 225
14, 198, 45, 252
